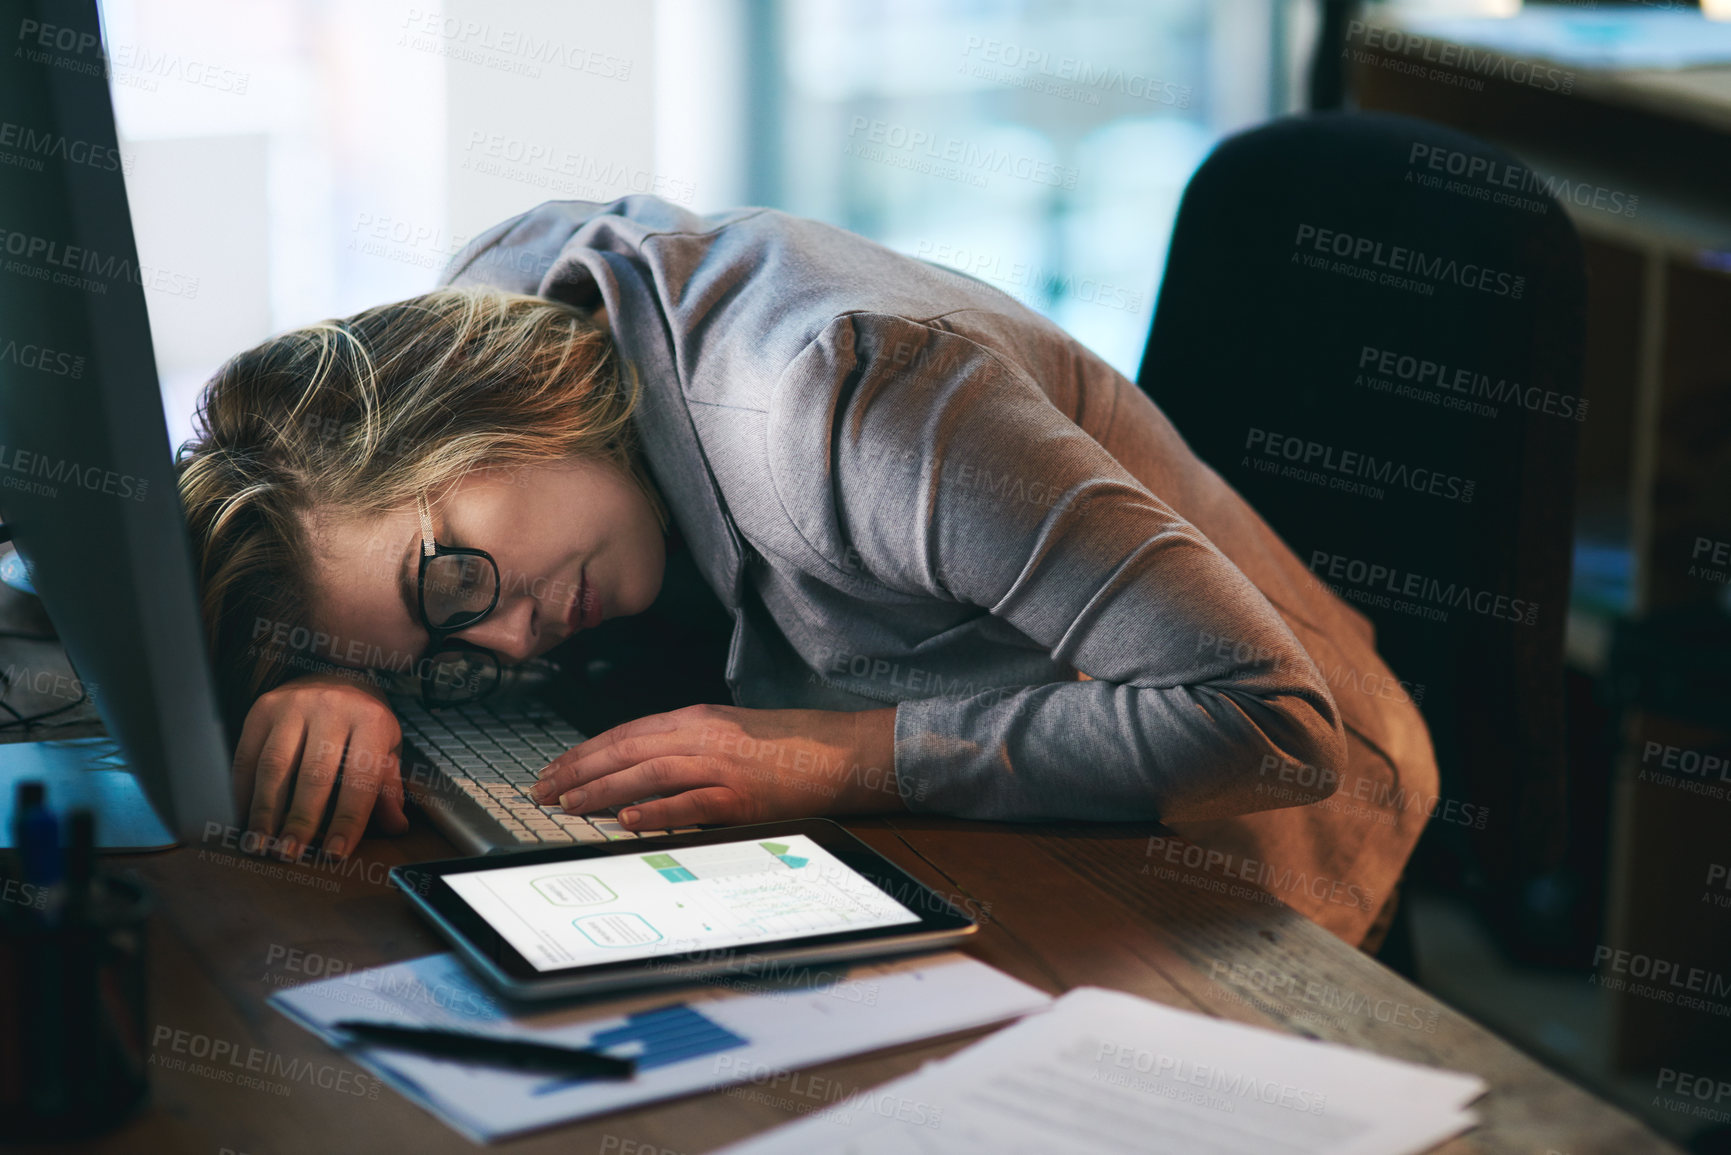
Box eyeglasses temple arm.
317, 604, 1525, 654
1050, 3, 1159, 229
416, 493, 436, 558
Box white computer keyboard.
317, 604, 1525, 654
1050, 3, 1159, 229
393, 696, 699, 852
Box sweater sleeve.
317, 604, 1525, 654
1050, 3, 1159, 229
786, 312, 1347, 823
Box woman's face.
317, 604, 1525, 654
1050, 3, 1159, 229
299, 456, 666, 672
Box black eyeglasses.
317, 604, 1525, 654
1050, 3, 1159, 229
412, 492, 504, 707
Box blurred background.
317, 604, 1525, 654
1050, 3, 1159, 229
105, 0, 1323, 450
72, 0, 1731, 1148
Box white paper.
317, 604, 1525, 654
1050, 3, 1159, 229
268, 949, 1051, 1144
711, 987, 1488, 1155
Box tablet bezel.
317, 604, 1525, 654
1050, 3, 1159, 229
389, 818, 978, 1000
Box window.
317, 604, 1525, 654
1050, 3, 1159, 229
753, 0, 1312, 376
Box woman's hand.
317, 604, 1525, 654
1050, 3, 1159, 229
231, 672, 410, 861
528, 703, 905, 830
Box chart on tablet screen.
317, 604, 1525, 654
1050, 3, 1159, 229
444, 835, 922, 971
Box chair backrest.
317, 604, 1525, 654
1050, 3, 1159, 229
1139, 111, 1586, 882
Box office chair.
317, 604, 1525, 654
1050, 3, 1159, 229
1137, 111, 1587, 977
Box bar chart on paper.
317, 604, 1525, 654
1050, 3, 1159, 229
531, 1001, 750, 1094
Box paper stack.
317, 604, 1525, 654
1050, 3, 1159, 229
268, 949, 1051, 1143
712, 986, 1488, 1155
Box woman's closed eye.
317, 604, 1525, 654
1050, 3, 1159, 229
443, 560, 486, 596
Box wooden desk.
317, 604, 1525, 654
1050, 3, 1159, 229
32, 811, 1675, 1154
0, 559, 1679, 1152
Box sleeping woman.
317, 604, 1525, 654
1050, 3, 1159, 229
174, 195, 1438, 949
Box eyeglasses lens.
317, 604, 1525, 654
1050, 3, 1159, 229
424, 553, 496, 628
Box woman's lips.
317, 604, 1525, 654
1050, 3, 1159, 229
565, 572, 585, 633
568, 568, 601, 633
580, 573, 601, 629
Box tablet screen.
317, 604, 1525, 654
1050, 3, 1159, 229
443, 833, 924, 972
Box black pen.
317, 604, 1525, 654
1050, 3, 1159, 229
332, 1020, 636, 1079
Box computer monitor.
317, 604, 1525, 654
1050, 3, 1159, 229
0, 0, 235, 847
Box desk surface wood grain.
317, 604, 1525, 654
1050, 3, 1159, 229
25, 810, 1677, 1155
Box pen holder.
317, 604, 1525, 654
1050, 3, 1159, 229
0, 872, 153, 1141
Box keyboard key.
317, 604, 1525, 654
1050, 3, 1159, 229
390, 697, 605, 850
590, 819, 637, 840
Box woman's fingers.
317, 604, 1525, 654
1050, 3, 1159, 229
532, 705, 719, 803
532, 718, 671, 802
228, 675, 408, 860
274, 717, 350, 860
614, 785, 745, 831
229, 700, 277, 818
320, 714, 403, 858
366, 751, 411, 838
553, 758, 765, 831
246, 715, 309, 841
551, 755, 695, 815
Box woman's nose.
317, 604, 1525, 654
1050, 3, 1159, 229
451, 597, 537, 664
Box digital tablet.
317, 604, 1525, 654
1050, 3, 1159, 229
389, 819, 979, 1000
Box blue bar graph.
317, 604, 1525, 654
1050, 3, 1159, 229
531, 1003, 749, 1095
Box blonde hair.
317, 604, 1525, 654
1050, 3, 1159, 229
175, 285, 667, 730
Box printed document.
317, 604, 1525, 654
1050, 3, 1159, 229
711, 986, 1487, 1155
